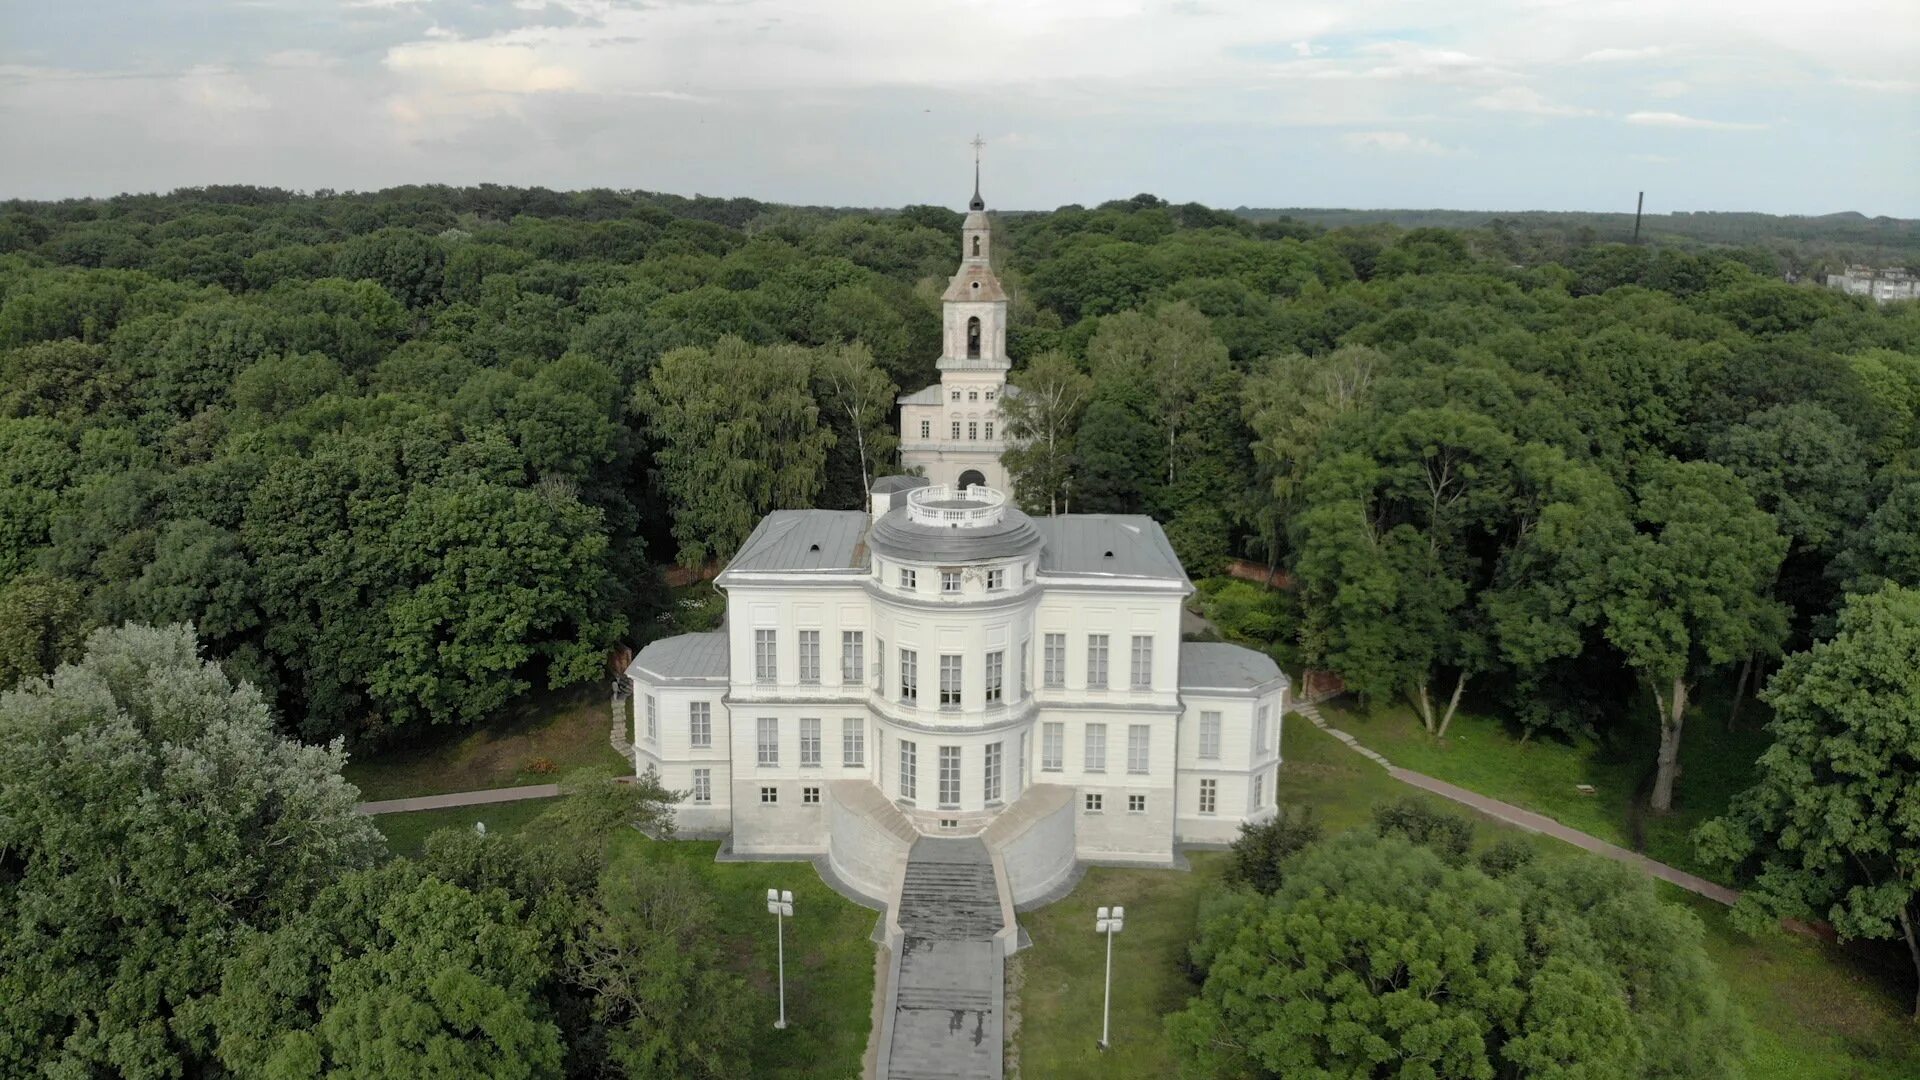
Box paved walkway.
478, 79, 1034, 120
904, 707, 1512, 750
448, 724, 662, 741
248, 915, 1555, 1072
1292, 701, 1741, 906
882, 837, 1005, 1080
356, 783, 562, 816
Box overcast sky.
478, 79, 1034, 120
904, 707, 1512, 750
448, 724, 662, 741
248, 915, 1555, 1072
2, 1, 1915, 215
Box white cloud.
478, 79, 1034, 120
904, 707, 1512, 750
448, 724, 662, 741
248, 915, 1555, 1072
1649, 79, 1690, 98
385, 40, 580, 94
1339, 130, 1457, 155
1836, 76, 1919, 92
1624, 110, 1764, 130
1471, 85, 1598, 116
1580, 46, 1667, 63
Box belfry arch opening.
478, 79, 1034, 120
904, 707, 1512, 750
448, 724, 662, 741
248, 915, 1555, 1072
972, 235, 980, 256
966, 316, 981, 359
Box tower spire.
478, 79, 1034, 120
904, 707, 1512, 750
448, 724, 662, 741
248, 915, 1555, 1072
969, 134, 985, 211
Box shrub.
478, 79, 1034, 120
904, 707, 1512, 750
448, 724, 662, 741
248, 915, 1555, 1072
1477, 837, 1537, 878
1371, 795, 1475, 865
1226, 806, 1322, 894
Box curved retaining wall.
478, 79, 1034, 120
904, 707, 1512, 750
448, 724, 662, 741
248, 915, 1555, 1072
981, 783, 1077, 906
826, 781, 917, 902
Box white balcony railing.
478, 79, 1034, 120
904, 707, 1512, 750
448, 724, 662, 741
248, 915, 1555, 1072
906, 483, 1007, 528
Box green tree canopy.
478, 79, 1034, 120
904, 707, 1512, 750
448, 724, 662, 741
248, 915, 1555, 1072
0, 624, 382, 1078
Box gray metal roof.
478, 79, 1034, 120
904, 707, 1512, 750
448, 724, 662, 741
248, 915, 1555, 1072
872, 474, 931, 495
721, 510, 870, 575
630, 632, 729, 681
898, 384, 944, 405
1179, 642, 1286, 691
866, 504, 1045, 563
1032, 515, 1187, 581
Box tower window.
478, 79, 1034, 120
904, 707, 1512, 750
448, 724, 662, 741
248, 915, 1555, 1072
967, 317, 981, 359
972, 235, 980, 256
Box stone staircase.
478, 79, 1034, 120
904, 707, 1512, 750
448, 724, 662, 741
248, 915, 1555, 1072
882, 837, 1008, 1080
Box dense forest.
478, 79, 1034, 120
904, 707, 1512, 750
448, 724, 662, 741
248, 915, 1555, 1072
2, 182, 1918, 1072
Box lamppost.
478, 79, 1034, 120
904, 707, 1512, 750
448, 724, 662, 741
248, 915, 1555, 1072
1095, 904, 1125, 1050
767, 888, 794, 1030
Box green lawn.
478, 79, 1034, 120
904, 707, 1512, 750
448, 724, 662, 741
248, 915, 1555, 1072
1007, 718, 1920, 1078
604, 835, 877, 1080
343, 681, 631, 801
1315, 680, 1770, 880
369, 797, 560, 857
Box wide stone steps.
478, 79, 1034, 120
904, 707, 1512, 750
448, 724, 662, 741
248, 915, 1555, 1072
884, 837, 1007, 1080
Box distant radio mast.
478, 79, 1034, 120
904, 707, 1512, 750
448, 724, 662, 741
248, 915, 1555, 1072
1633, 191, 1645, 244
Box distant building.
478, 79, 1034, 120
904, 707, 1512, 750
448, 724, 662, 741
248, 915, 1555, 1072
1827, 265, 1918, 303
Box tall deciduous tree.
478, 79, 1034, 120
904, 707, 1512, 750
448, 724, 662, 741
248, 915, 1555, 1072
0, 571, 87, 690
0, 624, 382, 1078
635, 337, 834, 566
1602, 459, 1788, 812
811, 342, 899, 507
1695, 585, 1920, 1019
1242, 344, 1379, 571
1000, 349, 1092, 515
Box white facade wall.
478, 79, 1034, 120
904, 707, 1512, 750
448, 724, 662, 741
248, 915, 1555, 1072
1172, 684, 1287, 844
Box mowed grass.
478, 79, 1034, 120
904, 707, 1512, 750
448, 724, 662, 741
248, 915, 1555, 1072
1008, 718, 1920, 1078
368, 796, 559, 857
1316, 680, 1771, 880
604, 835, 877, 1080
344, 681, 631, 801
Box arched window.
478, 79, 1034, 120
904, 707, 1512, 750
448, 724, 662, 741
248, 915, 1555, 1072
966, 316, 981, 359
972, 235, 981, 256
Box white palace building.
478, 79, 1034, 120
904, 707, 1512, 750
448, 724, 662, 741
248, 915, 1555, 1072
625, 178, 1287, 908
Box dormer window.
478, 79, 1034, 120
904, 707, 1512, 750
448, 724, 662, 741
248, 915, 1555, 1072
966, 316, 981, 359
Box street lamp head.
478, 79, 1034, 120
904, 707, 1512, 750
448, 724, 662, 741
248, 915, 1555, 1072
781, 890, 794, 905
767, 888, 779, 903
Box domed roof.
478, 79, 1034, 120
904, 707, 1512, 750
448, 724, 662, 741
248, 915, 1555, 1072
866, 503, 1044, 564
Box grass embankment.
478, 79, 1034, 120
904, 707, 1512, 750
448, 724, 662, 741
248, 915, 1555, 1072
369, 797, 559, 857
1315, 680, 1768, 881
343, 681, 630, 801
1008, 717, 1920, 1078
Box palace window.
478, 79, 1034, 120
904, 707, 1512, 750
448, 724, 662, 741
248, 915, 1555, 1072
941, 570, 961, 593
841, 631, 864, 684
842, 718, 865, 767
754, 629, 776, 684
1198, 711, 1220, 760
1087, 634, 1110, 689
1043, 633, 1066, 689
986, 568, 1004, 591
969, 389, 979, 401
951, 390, 961, 401
985, 390, 996, 401
760, 785, 779, 804
803, 786, 821, 805
1256, 704, 1271, 752
756, 718, 778, 767
900, 739, 918, 801
1199, 778, 1217, 815
967, 316, 981, 359
920, 419, 930, 438
939, 654, 962, 709
1253, 771, 1265, 808
1041, 722, 1064, 771
1127, 724, 1151, 774
1019, 638, 1030, 695
899, 567, 916, 589
797, 630, 820, 685
690, 701, 712, 749
984, 422, 994, 440
644, 695, 656, 741
1128, 794, 1146, 814
1084, 723, 1107, 773
692, 768, 711, 804
984, 650, 1003, 704
984, 742, 1003, 802
1130, 635, 1153, 689
1084, 793, 1103, 813
900, 649, 918, 704
800, 717, 821, 766
938, 746, 961, 808
968, 421, 978, 440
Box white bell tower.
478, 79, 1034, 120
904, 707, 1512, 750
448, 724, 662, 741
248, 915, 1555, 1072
897, 137, 1014, 495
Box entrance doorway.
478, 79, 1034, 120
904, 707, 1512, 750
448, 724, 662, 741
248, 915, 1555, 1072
958, 469, 986, 490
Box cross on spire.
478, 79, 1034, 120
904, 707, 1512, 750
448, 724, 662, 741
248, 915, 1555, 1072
969, 134, 986, 211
